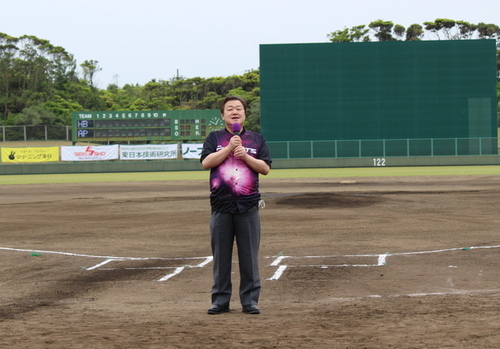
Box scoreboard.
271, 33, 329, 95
72, 109, 223, 143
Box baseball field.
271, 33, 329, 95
1, 166, 500, 348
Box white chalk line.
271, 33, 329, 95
86, 256, 214, 282
265, 246, 500, 280
267, 252, 389, 280
0, 246, 213, 282
329, 288, 500, 302
2, 245, 499, 282
86, 259, 119, 270
270, 255, 289, 266
155, 256, 213, 282
100, 267, 179, 270
267, 265, 287, 280
0, 246, 209, 261
266, 256, 385, 280
157, 267, 185, 282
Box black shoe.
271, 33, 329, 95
242, 305, 260, 314
207, 304, 230, 315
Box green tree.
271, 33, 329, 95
40, 95, 83, 124
477, 22, 500, 38
14, 106, 60, 125
196, 91, 222, 110
327, 25, 370, 42
393, 24, 406, 40
369, 20, 398, 41
246, 98, 260, 132
455, 21, 477, 39
1, 32, 262, 125
129, 98, 149, 111
142, 80, 175, 110
0, 33, 79, 122
424, 19, 457, 39
80, 60, 102, 87
406, 24, 424, 41
0, 34, 18, 119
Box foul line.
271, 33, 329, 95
0, 246, 210, 261
0, 246, 213, 282
329, 288, 500, 302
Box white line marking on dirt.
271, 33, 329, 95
3, 245, 500, 283
390, 244, 500, 256
267, 265, 287, 280
157, 267, 185, 282
402, 288, 500, 298
86, 259, 119, 270
288, 264, 380, 268
270, 255, 289, 266
99, 267, 178, 270
295, 254, 381, 259
0, 247, 210, 261
329, 288, 500, 301
195, 256, 213, 268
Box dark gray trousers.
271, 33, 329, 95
210, 205, 261, 307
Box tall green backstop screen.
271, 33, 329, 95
260, 40, 497, 157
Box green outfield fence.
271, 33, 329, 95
267, 137, 499, 159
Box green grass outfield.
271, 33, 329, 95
1, 166, 499, 185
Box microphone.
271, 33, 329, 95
232, 122, 241, 136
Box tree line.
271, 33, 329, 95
1, 18, 499, 131
0, 32, 262, 130
328, 19, 500, 79
328, 19, 500, 42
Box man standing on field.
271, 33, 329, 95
200, 95, 271, 315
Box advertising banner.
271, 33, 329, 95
120, 144, 178, 160
61, 145, 119, 161
182, 143, 203, 159
1, 147, 60, 163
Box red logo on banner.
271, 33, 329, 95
74, 146, 106, 157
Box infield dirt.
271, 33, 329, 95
1, 174, 500, 348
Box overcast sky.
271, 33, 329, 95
3, 0, 499, 88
